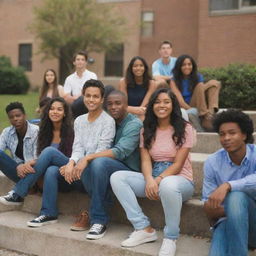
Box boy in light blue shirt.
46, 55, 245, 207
203, 109, 256, 256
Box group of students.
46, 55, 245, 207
0, 44, 255, 256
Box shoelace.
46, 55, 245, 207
89, 224, 103, 233
34, 215, 47, 222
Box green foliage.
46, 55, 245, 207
0, 58, 30, 94
200, 63, 256, 109
30, 0, 126, 73
0, 56, 12, 68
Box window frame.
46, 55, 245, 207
209, 0, 256, 15
141, 11, 154, 37
18, 43, 32, 72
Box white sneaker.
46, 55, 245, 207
158, 238, 176, 256
121, 229, 157, 247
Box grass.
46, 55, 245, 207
0, 92, 39, 132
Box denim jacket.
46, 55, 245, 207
0, 121, 39, 164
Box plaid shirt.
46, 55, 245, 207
0, 121, 39, 164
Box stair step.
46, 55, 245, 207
0, 211, 211, 256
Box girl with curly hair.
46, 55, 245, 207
111, 88, 195, 256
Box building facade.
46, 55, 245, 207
0, 0, 256, 88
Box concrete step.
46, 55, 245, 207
192, 132, 256, 154
0, 211, 211, 256
0, 153, 208, 198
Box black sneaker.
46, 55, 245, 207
86, 224, 107, 240
27, 215, 58, 227
0, 191, 24, 206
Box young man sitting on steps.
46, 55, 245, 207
203, 109, 256, 256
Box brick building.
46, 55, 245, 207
0, 0, 256, 88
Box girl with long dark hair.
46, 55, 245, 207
37, 97, 74, 157
170, 55, 221, 131
119, 56, 156, 119
39, 69, 65, 101
111, 88, 195, 256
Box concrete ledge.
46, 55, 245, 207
0, 211, 211, 256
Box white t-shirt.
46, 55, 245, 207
64, 69, 97, 96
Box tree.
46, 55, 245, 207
30, 0, 126, 80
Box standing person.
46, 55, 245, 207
0, 98, 74, 205
119, 56, 156, 120
70, 89, 142, 239
170, 55, 221, 131
111, 88, 195, 256
39, 69, 65, 102
0, 102, 38, 204
152, 40, 177, 86
202, 109, 256, 256
64, 50, 97, 118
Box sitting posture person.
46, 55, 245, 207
0, 98, 74, 204
170, 55, 221, 131
39, 69, 65, 102
64, 51, 97, 118
70, 89, 142, 239
152, 40, 177, 86
202, 109, 256, 256
111, 88, 195, 256
0, 102, 38, 204
119, 56, 156, 119
2, 79, 115, 227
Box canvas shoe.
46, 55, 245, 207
27, 215, 58, 227
0, 191, 24, 206
158, 238, 176, 256
121, 229, 157, 247
86, 224, 106, 240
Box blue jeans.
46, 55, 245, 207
40, 165, 85, 217
12, 147, 70, 197
0, 150, 20, 183
209, 191, 256, 256
80, 157, 131, 225
110, 162, 194, 239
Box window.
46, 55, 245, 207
210, 0, 256, 11
19, 44, 32, 71
104, 44, 124, 77
141, 11, 154, 37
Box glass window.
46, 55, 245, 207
210, 0, 239, 10
19, 44, 32, 71
104, 44, 124, 77
141, 11, 154, 37
210, 0, 256, 10
242, 0, 256, 6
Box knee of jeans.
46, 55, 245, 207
44, 166, 60, 180
89, 157, 109, 176
159, 178, 180, 197
110, 171, 124, 189
41, 146, 58, 156
225, 191, 249, 215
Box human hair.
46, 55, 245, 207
213, 109, 254, 144
125, 56, 152, 89
73, 50, 88, 61
159, 40, 173, 49
107, 89, 127, 101
173, 55, 199, 93
82, 79, 105, 97
5, 102, 25, 114
143, 88, 187, 149
39, 69, 59, 101
37, 97, 74, 157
